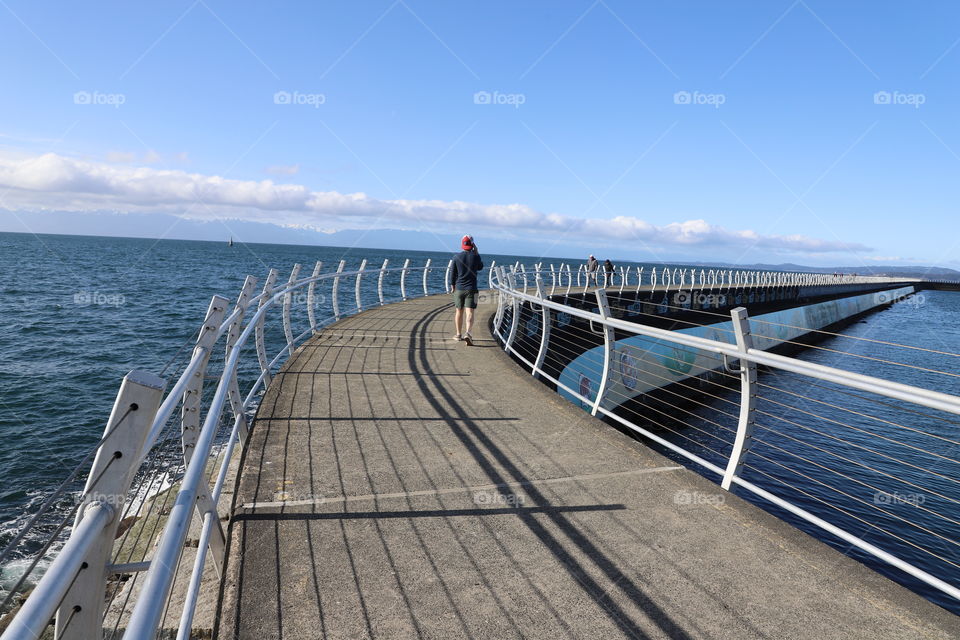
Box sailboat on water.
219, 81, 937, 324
228, 236, 234, 247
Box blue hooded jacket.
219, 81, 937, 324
449, 250, 484, 291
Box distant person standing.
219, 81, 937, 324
603, 259, 615, 287
450, 235, 484, 345
586, 255, 598, 286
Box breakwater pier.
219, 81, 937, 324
1, 261, 958, 639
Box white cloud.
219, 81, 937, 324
265, 163, 300, 175
0, 151, 871, 254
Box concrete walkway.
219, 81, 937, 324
217, 295, 959, 639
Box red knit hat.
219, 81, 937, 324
461, 235, 474, 250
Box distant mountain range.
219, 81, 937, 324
689, 262, 960, 280
2, 211, 959, 279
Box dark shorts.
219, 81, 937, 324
453, 289, 479, 309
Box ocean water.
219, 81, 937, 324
634, 288, 960, 615
0, 231, 957, 615
0, 231, 654, 601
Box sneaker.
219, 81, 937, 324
452, 334, 463, 341
463, 333, 474, 346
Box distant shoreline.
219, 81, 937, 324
1, 229, 954, 277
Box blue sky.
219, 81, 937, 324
0, 1, 958, 266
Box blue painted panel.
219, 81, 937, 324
558, 286, 916, 410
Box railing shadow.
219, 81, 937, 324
220, 299, 756, 639
404, 303, 696, 640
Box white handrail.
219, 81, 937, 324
5, 259, 948, 639
0, 261, 442, 640
489, 265, 960, 605
125, 262, 438, 637
492, 270, 953, 414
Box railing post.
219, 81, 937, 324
519, 264, 528, 295
181, 295, 229, 575
306, 261, 323, 334
182, 296, 228, 461
355, 258, 368, 312
722, 307, 758, 490
565, 264, 573, 295
332, 259, 346, 320
493, 266, 506, 338
283, 263, 302, 355
225, 276, 258, 444
445, 258, 453, 294
487, 260, 496, 289
400, 258, 411, 300
255, 269, 278, 389
590, 288, 614, 416
378, 258, 389, 305
48, 371, 164, 640
504, 269, 520, 353
532, 274, 551, 380
6, 503, 111, 640
422, 258, 432, 297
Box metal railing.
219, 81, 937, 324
1, 258, 953, 639
490, 264, 960, 607
502, 262, 915, 293
0, 259, 448, 640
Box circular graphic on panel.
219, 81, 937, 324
525, 316, 539, 338
578, 373, 592, 402
663, 346, 696, 376
618, 351, 640, 390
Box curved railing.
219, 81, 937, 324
0, 258, 954, 638
0, 258, 450, 640
489, 264, 960, 609
488, 262, 918, 294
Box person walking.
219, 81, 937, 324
603, 259, 615, 287
450, 235, 484, 345
586, 255, 598, 286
